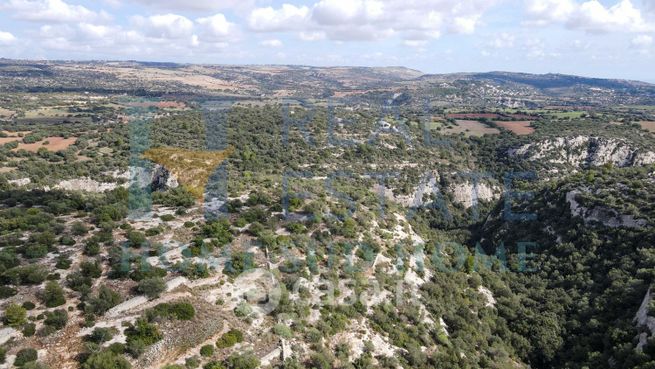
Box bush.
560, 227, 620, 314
86, 286, 122, 316
87, 327, 117, 343
14, 348, 38, 367
136, 277, 166, 299
23, 322, 36, 337
273, 324, 292, 339
126, 231, 147, 248
41, 281, 66, 307
0, 286, 16, 298
125, 318, 162, 358
22, 301, 36, 310
82, 350, 132, 369
72, 221, 89, 236
185, 356, 200, 368
233, 302, 252, 318
0, 346, 5, 364
199, 344, 214, 357
44, 309, 68, 330
160, 214, 175, 222
145, 302, 195, 321
203, 362, 225, 369
224, 352, 260, 369
216, 329, 244, 348
3, 303, 27, 327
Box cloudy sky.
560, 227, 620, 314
0, 0, 654, 81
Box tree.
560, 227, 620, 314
41, 281, 66, 307
3, 303, 27, 327
136, 277, 166, 299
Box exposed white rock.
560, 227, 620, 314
55, 178, 122, 192
634, 287, 655, 351
478, 286, 496, 308
8, 178, 30, 186
509, 136, 655, 168
448, 181, 501, 209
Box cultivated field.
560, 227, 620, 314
442, 120, 501, 137
494, 121, 535, 135
638, 121, 655, 133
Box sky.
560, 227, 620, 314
0, 0, 654, 81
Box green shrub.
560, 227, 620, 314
137, 277, 166, 299
3, 303, 27, 327
14, 348, 38, 367
41, 281, 66, 307
233, 302, 252, 318
216, 329, 244, 348
145, 302, 195, 321
87, 327, 117, 343
160, 214, 175, 222
44, 309, 68, 330
86, 286, 122, 315
199, 345, 214, 357
203, 361, 225, 369
224, 352, 260, 369
82, 350, 132, 369
273, 324, 292, 339
23, 322, 36, 337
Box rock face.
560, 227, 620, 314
448, 181, 500, 209
509, 136, 655, 168
376, 171, 501, 209
566, 190, 648, 229
634, 287, 655, 351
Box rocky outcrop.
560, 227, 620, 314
634, 287, 655, 351
376, 171, 501, 209
448, 181, 501, 209
566, 190, 648, 229
509, 136, 655, 168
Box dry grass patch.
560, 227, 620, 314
14, 137, 77, 152
144, 146, 233, 200
0, 107, 15, 119
638, 121, 655, 133
494, 121, 535, 135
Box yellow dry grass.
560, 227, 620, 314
143, 146, 233, 200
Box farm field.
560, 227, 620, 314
638, 121, 655, 133
444, 120, 501, 136
494, 121, 535, 135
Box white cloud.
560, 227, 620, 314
246, 0, 496, 42
196, 13, 236, 41
632, 34, 653, 47
260, 39, 282, 47
129, 0, 257, 12
132, 13, 194, 39
489, 32, 516, 48
248, 4, 311, 31
0, 0, 107, 23
299, 31, 326, 41
526, 0, 655, 32
0, 30, 17, 44
403, 39, 428, 47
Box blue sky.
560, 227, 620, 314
0, 0, 654, 81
